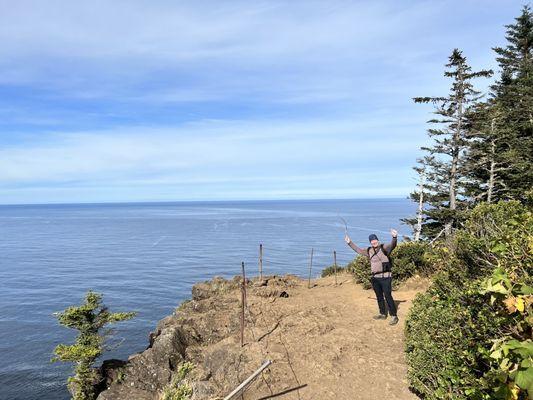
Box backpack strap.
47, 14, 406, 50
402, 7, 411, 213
368, 245, 388, 258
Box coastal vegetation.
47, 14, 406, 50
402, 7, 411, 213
161, 362, 194, 400
344, 6, 532, 399
401, 5, 533, 397
52, 291, 136, 400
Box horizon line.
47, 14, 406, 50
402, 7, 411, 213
0, 196, 410, 207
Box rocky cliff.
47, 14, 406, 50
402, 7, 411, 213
96, 274, 426, 400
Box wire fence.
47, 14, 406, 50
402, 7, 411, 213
236, 242, 355, 284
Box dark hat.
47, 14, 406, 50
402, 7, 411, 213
368, 234, 379, 242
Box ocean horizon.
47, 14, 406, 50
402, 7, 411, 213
0, 198, 415, 400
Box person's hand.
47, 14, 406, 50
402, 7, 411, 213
390, 228, 398, 238
344, 235, 352, 245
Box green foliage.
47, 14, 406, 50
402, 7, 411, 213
489, 6, 533, 202
454, 201, 533, 279
321, 264, 345, 278
161, 362, 194, 400
405, 276, 506, 399
346, 241, 433, 290
480, 268, 533, 399
411, 49, 492, 239
405, 201, 533, 399
52, 291, 136, 400
346, 255, 371, 289
409, 7, 533, 238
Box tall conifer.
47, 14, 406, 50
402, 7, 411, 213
412, 49, 492, 238
490, 6, 533, 201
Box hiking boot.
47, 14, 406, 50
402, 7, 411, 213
389, 316, 399, 325
373, 314, 387, 320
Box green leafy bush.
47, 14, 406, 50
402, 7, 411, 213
405, 272, 507, 399
161, 362, 194, 400
321, 264, 345, 277
454, 201, 533, 280
346, 255, 371, 289
405, 201, 533, 399
479, 268, 533, 399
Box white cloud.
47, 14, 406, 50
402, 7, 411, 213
0, 0, 513, 102
0, 116, 421, 190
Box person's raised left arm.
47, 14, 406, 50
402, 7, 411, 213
384, 229, 398, 253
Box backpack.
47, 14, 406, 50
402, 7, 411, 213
367, 244, 393, 274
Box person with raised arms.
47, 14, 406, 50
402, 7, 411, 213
345, 229, 399, 325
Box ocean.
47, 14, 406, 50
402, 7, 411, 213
0, 198, 414, 400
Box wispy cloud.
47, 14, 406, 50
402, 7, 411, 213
0, 0, 525, 203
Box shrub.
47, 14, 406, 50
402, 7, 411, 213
346, 255, 371, 289
479, 268, 533, 399
405, 201, 533, 399
455, 201, 533, 280
161, 362, 194, 400
321, 264, 345, 278
405, 273, 507, 399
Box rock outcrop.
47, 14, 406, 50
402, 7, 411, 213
96, 275, 298, 400
96, 273, 423, 400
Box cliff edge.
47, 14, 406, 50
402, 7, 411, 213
96, 273, 428, 400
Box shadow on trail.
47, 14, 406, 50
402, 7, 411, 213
394, 299, 408, 313
367, 297, 408, 313
256, 384, 308, 399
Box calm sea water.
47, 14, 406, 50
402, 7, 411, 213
0, 199, 414, 400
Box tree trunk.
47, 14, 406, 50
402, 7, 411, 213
486, 119, 497, 203
446, 76, 464, 237
447, 128, 461, 237
414, 173, 425, 242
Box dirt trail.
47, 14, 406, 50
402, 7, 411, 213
239, 274, 426, 400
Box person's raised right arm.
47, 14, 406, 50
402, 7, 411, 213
345, 235, 368, 256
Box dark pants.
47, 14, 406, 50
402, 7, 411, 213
371, 276, 397, 317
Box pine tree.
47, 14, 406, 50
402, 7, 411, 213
490, 6, 533, 201
463, 100, 508, 203
413, 49, 492, 238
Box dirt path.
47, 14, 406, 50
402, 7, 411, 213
240, 274, 426, 400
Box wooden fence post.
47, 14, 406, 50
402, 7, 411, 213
307, 248, 314, 289
259, 243, 263, 280
241, 261, 246, 347
334, 250, 337, 285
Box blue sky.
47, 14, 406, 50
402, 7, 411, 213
0, 0, 526, 204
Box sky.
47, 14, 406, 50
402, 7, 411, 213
0, 0, 526, 204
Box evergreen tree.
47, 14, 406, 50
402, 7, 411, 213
463, 100, 508, 203
489, 5, 533, 201
52, 291, 136, 400
412, 49, 492, 238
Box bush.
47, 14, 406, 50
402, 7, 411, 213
405, 273, 507, 399
321, 264, 345, 278
346, 255, 371, 289
161, 362, 194, 400
346, 241, 434, 290
454, 200, 533, 280
405, 201, 533, 399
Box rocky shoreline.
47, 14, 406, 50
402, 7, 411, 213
96, 275, 300, 400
